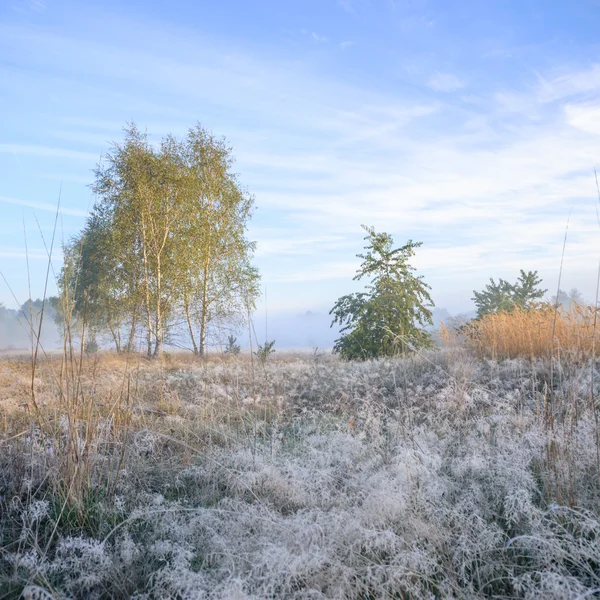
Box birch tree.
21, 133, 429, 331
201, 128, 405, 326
58, 205, 141, 352
70, 122, 259, 357
176, 125, 259, 355
92, 125, 187, 357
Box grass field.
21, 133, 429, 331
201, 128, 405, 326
1, 344, 600, 599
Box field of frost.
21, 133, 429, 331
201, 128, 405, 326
1, 349, 600, 599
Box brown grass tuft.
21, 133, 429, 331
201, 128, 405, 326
462, 302, 600, 360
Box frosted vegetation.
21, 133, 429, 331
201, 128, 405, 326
1, 349, 600, 599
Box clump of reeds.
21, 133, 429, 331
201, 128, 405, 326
460, 302, 599, 360
25, 298, 135, 514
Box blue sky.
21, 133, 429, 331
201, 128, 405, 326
2, 0, 600, 328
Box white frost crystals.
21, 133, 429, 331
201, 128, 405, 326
1, 350, 600, 599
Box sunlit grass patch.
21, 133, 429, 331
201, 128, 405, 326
457, 302, 600, 360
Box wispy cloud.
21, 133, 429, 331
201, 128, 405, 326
564, 103, 600, 135
338, 0, 355, 14
40, 173, 94, 185
255, 235, 351, 257
536, 64, 600, 102
0, 195, 88, 217
270, 261, 358, 283
0, 247, 55, 260
340, 41, 356, 50
0, 144, 99, 162
427, 72, 465, 92
12, 0, 46, 13
300, 29, 328, 43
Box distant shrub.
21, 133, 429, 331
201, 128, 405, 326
85, 337, 99, 354
254, 339, 275, 363
224, 335, 241, 355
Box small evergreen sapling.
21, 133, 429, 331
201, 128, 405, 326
472, 270, 547, 318
224, 335, 241, 355
255, 340, 276, 363
330, 225, 434, 360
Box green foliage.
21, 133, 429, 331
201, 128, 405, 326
58, 122, 259, 357
255, 340, 276, 363
472, 270, 547, 318
174, 125, 260, 356
330, 226, 434, 360
85, 338, 99, 354
224, 335, 241, 355
59, 206, 140, 352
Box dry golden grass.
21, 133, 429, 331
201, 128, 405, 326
0, 349, 280, 506
455, 302, 600, 360
0, 350, 144, 507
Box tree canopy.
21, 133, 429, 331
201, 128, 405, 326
59, 123, 259, 357
472, 270, 547, 319
330, 226, 434, 360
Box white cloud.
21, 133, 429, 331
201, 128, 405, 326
565, 103, 600, 135
269, 261, 358, 283
340, 41, 356, 50
0, 247, 54, 260
536, 64, 600, 103
255, 235, 350, 258
12, 0, 45, 13
40, 173, 94, 185
427, 72, 465, 92
494, 91, 540, 117
491, 63, 600, 121
311, 32, 328, 43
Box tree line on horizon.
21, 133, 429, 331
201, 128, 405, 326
0, 299, 59, 351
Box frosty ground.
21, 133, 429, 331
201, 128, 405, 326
1, 349, 599, 599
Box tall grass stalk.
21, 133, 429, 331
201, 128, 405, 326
463, 303, 599, 361
26, 202, 133, 512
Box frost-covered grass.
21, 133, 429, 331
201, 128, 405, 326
1, 349, 600, 599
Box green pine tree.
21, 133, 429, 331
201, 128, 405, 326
330, 226, 435, 360
472, 270, 547, 318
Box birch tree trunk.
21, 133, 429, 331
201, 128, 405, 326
199, 265, 209, 356
183, 294, 199, 355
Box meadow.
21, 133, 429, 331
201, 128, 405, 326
1, 315, 600, 599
